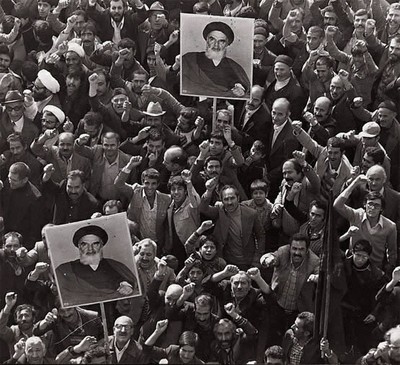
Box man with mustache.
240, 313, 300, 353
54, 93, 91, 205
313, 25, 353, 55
182, 21, 250, 98
55, 224, 138, 307
260, 233, 320, 340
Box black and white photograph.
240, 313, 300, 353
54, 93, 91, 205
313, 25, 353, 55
180, 14, 253, 99
46, 213, 141, 308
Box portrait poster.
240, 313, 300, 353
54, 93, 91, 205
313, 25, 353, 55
47, 213, 141, 308
180, 14, 254, 100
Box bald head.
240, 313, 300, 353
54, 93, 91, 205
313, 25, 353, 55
330, 76, 345, 100
114, 316, 134, 343
314, 96, 332, 122
272, 98, 290, 126
366, 165, 387, 191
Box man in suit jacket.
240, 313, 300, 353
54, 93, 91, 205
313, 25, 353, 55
266, 98, 300, 200
115, 158, 171, 254
200, 183, 265, 270
108, 316, 149, 364
0, 162, 43, 249
234, 85, 271, 153
86, 0, 147, 44
74, 132, 134, 203
0, 90, 39, 153
31, 131, 91, 183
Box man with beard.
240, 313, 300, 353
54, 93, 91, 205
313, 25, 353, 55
42, 167, 99, 224
0, 133, 42, 187
292, 120, 353, 200
86, 0, 147, 44
29, 69, 61, 129
31, 131, 91, 184
271, 151, 320, 243
0, 292, 37, 357
374, 2, 400, 44
182, 21, 250, 98
0, 90, 39, 154
303, 96, 336, 147
260, 234, 320, 339
55, 225, 138, 307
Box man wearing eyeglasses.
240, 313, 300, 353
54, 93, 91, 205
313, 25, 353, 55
107, 316, 148, 364
55, 225, 138, 307
334, 174, 397, 275
0, 90, 39, 153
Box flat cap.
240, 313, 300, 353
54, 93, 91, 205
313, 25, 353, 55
73, 225, 109, 247
378, 100, 397, 113
203, 21, 234, 45
274, 55, 294, 67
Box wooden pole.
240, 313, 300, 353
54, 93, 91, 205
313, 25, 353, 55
100, 302, 111, 364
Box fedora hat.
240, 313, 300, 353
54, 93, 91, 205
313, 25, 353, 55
148, 1, 168, 15
3, 90, 24, 104
143, 101, 166, 116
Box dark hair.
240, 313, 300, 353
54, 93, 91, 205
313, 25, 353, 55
81, 22, 97, 36
141, 168, 160, 183
198, 235, 217, 248
315, 55, 335, 69
364, 191, 385, 210
67, 169, 86, 183
179, 331, 199, 348
102, 200, 122, 214
210, 132, 228, 146
251, 140, 266, 155
264, 345, 284, 362
214, 318, 236, 336
365, 146, 385, 165
221, 185, 239, 199
38, 0, 58, 7
118, 38, 136, 54
32, 20, 53, 44
204, 156, 222, 169
250, 179, 269, 194
327, 136, 346, 152
285, 158, 303, 174
297, 311, 314, 337
72, 9, 86, 18
7, 133, 27, 147
0, 44, 13, 62
168, 175, 187, 191
83, 111, 103, 127
147, 127, 165, 143
352, 239, 372, 255
67, 68, 86, 84
290, 232, 310, 249
132, 69, 148, 81
21, 61, 39, 83
309, 199, 327, 213
193, 1, 210, 13
307, 26, 324, 38
14, 304, 36, 322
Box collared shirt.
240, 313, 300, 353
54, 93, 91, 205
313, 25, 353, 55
12, 116, 24, 132
241, 105, 261, 130
56, 151, 73, 179
139, 189, 158, 241
114, 338, 130, 363
278, 259, 304, 311
99, 156, 119, 200
289, 338, 304, 365
272, 120, 288, 147
111, 17, 125, 44
362, 212, 384, 236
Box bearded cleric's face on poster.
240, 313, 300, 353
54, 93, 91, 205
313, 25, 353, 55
181, 14, 253, 99
47, 214, 141, 308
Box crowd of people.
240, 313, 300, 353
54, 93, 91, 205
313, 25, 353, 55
1, 0, 400, 362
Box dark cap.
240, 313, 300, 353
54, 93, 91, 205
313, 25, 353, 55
203, 21, 234, 45
3, 90, 24, 104
112, 87, 128, 98
73, 225, 108, 247
274, 55, 294, 67
378, 100, 397, 113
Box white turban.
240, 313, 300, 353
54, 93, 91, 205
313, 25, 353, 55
43, 105, 65, 124
67, 42, 85, 58
37, 69, 60, 94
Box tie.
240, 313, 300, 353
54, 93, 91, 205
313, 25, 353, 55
271, 126, 280, 147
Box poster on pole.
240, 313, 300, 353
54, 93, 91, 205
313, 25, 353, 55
180, 14, 254, 99
47, 213, 141, 308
